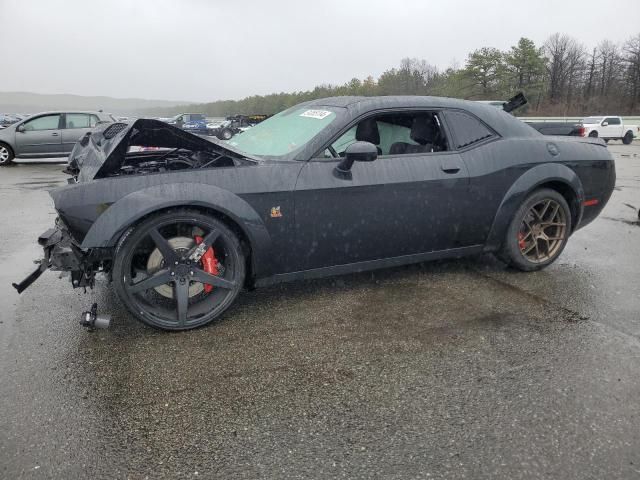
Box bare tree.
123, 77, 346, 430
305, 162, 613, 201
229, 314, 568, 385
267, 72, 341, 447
597, 40, 623, 99
622, 34, 640, 111
543, 33, 586, 110
584, 48, 597, 102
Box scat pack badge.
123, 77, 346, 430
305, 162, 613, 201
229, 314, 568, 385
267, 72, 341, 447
270, 206, 283, 218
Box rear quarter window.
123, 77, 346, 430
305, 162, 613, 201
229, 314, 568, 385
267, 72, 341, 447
445, 110, 494, 149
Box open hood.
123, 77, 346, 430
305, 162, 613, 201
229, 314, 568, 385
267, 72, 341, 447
68, 118, 258, 182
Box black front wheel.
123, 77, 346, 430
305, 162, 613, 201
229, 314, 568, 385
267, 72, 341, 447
112, 210, 245, 330
218, 128, 233, 140
623, 131, 634, 145
499, 189, 572, 271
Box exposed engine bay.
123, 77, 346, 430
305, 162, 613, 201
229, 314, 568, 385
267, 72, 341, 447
65, 118, 258, 182
114, 148, 236, 176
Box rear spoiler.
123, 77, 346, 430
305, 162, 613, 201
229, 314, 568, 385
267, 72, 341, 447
503, 92, 527, 113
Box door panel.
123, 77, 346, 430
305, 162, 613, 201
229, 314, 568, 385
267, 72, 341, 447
293, 153, 470, 271
14, 114, 63, 156
602, 118, 623, 138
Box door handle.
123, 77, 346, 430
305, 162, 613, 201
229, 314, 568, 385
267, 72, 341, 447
441, 165, 460, 174
51, 132, 60, 136
440, 157, 462, 174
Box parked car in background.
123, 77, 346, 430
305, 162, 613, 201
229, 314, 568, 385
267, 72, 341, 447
164, 113, 208, 134
0, 111, 115, 166
0, 113, 24, 129
580, 116, 638, 144
208, 114, 270, 140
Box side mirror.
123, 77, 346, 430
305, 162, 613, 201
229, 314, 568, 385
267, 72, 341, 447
336, 141, 377, 173
601, 121, 609, 126
17, 124, 25, 133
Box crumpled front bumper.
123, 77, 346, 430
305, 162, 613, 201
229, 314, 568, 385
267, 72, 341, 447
12, 224, 89, 294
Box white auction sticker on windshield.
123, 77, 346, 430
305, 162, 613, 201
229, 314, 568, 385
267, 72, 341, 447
300, 109, 332, 119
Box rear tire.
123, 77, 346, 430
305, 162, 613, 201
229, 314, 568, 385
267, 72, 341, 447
623, 131, 634, 145
588, 131, 598, 138
112, 209, 245, 331
499, 189, 572, 272
0, 143, 15, 166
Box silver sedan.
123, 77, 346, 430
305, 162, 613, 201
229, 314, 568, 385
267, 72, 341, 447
0, 111, 115, 166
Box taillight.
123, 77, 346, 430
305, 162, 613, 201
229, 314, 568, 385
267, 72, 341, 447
577, 126, 586, 137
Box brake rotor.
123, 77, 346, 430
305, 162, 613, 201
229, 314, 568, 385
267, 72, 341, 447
146, 236, 204, 299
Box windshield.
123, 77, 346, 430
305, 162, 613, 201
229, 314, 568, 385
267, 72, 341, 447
227, 106, 337, 158
582, 116, 603, 124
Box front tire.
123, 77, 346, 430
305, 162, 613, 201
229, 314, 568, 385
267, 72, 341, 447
499, 189, 572, 271
112, 209, 245, 331
623, 131, 634, 145
218, 128, 233, 140
0, 143, 15, 166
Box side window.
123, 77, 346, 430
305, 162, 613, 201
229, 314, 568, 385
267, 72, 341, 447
605, 117, 620, 125
65, 114, 92, 129
325, 112, 448, 158
23, 114, 61, 131
90, 115, 100, 127
444, 110, 494, 149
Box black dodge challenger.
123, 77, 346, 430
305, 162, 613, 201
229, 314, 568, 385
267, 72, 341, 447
15, 96, 615, 330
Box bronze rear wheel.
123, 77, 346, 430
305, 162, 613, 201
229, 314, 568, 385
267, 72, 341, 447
517, 198, 568, 264
499, 188, 572, 271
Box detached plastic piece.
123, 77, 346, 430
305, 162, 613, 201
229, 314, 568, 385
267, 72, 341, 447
503, 92, 528, 113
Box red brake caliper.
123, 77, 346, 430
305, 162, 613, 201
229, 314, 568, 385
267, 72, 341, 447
194, 235, 218, 293
518, 232, 526, 250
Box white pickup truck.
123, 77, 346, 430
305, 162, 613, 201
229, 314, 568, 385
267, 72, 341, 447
581, 116, 638, 144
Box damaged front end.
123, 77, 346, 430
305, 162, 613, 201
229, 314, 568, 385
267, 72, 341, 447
14, 118, 256, 296
13, 219, 100, 293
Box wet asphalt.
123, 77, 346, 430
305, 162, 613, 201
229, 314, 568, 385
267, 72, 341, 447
1, 145, 639, 479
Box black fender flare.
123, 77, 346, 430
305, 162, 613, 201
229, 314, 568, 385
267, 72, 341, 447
80, 182, 273, 278
484, 163, 584, 251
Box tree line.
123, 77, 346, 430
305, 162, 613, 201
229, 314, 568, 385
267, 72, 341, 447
143, 32, 640, 117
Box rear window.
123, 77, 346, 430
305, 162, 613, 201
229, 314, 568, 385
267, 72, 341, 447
445, 110, 494, 149
65, 113, 92, 129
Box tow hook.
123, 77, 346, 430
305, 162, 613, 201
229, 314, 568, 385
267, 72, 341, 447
80, 303, 111, 330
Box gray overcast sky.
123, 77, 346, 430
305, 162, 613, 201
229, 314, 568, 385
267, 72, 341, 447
1, 0, 639, 103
